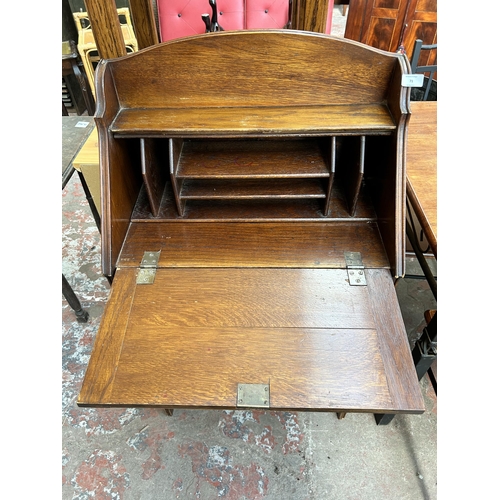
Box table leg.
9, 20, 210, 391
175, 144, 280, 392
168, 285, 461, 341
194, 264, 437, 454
62, 274, 89, 323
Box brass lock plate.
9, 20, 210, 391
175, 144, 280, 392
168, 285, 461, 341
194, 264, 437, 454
236, 383, 270, 408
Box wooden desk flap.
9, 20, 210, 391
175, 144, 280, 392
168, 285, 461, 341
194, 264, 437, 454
78, 266, 424, 413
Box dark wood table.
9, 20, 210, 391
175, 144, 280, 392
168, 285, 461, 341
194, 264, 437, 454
62, 116, 97, 322
406, 100, 437, 258
406, 100, 437, 394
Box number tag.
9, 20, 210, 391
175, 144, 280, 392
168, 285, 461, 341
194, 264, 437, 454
401, 74, 425, 88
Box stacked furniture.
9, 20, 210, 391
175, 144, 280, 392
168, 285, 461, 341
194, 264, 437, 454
73, 8, 138, 96
78, 31, 424, 422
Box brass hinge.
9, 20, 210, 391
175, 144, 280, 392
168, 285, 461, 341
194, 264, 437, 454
236, 383, 270, 408
136, 251, 161, 284
345, 251, 367, 286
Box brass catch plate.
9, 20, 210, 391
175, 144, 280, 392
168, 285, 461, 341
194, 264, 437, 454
237, 384, 270, 408
136, 268, 157, 284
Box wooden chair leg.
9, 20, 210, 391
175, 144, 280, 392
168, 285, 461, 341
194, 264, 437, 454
165, 408, 174, 416
337, 412, 346, 419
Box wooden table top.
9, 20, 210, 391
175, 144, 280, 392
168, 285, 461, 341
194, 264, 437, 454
62, 116, 95, 187
406, 101, 437, 257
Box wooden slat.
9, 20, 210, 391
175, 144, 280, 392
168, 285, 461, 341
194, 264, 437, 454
83, 0, 127, 59
128, 0, 159, 50
117, 222, 390, 268
77, 268, 136, 405
111, 105, 396, 138
366, 268, 425, 412
298, 0, 331, 32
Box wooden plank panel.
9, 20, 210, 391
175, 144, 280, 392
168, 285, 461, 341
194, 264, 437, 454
110, 327, 392, 410
108, 32, 400, 109
127, 269, 375, 329
79, 268, 407, 411
117, 222, 390, 268
111, 105, 396, 138
78, 267, 422, 412
366, 268, 425, 412
77, 268, 136, 405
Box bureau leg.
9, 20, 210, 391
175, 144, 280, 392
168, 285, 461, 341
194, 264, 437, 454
374, 413, 395, 425
62, 274, 89, 323
165, 409, 174, 416
337, 412, 347, 419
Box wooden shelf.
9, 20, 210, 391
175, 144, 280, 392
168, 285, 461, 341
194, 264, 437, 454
110, 104, 396, 138
176, 139, 331, 179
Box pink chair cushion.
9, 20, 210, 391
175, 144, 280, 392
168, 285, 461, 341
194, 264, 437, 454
245, 0, 290, 29
158, 0, 245, 41
157, 0, 334, 42
324, 0, 334, 35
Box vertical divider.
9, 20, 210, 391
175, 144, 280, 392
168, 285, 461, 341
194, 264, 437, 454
169, 138, 185, 215
349, 135, 365, 217
324, 136, 336, 215
140, 138, 168, 217
336, 135, 365, 216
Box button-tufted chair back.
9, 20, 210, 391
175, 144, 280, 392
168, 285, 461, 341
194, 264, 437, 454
157, 0, 296, 42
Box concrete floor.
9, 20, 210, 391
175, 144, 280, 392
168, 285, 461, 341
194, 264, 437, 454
62, 7, 437, 499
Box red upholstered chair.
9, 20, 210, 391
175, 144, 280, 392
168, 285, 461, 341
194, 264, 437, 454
157, 0, 334, 42
158, 0, 244, 41
245, 0, 291, 29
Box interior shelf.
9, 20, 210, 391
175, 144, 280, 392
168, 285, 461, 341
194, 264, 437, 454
176, 138, 331, 179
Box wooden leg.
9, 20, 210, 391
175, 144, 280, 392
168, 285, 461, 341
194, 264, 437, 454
165, 409, 174, 416
77, 171, 101, 232
62, 274, 89, 323
375, 413, 395, 425
337, 412, 346, 419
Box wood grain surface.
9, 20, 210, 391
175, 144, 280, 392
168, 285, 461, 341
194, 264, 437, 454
406, 101, 437, 257
111, 105, 396, 138
78, 267, 423, 413
117, 221, 390, 269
